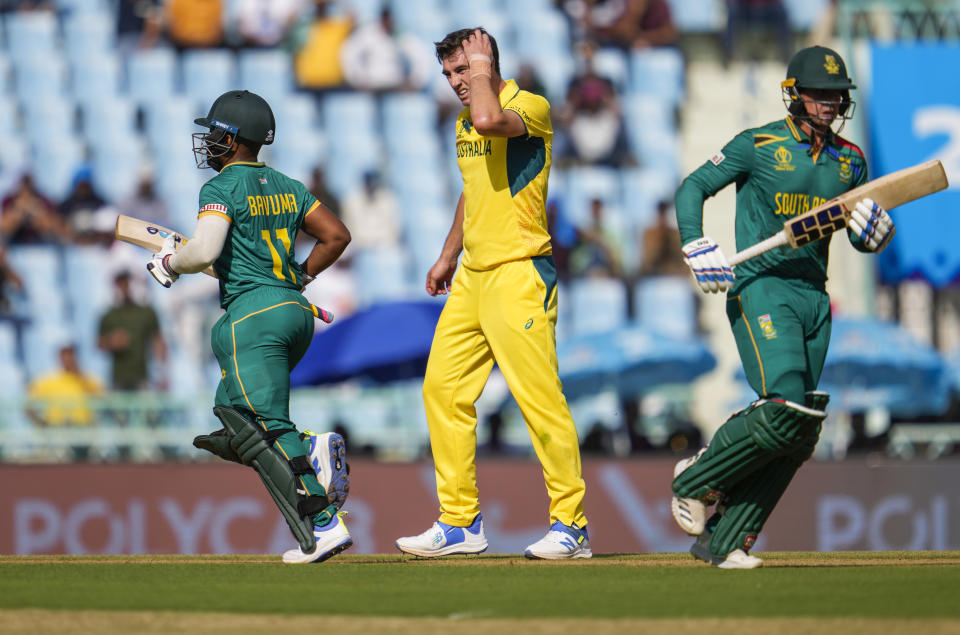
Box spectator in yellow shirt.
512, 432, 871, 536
27, 344, 103, 428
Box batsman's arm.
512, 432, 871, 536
299, 201, 350, 279
168, 215, 230, 274
675, 130, 754, 244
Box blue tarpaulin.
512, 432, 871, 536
291, 300, 443, 386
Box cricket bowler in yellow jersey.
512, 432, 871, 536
395, 28, 590, 559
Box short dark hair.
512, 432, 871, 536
434, 27, 501, 76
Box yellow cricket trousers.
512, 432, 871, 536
423, 255, 588, 528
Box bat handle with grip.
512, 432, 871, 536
310, 304, 334, 324
728, 231, 789, 268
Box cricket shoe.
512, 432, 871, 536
282, 512, 353, 564
671, 447, 709, 536
306, 431, 349, 510
524, 521, 592, 559
395, 514, 488, 557
690, 532, 762, 569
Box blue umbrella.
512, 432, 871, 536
291, 300, 443, 386
819, 317, 951, 415
558, 325, 716, 399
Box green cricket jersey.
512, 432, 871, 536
198, 161, 319, 308
676, 117, 871, 284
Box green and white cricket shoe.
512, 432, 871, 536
524, 521, 592, 559
282, 511, 353, 564
305, 431, 349, 510
671, 447, 708, 536
395, 514, 488, 557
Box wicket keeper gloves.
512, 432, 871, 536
682, 237, 735, 294
147, 235, 180, 288
849, 197, 896, 253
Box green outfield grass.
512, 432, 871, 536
1, 552, 959, 621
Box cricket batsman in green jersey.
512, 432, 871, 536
669, 46, 896, 568
146, 90, 354, 564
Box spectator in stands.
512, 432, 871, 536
164, 0, 224, 51
26, 343, 103, 430
559, 42, 631, 166
232, 0, 309, 49
0, 245, 24, 316
308, 165, 341, 218
59, 166, 111, 245
97, 270, 168, 392
560, 0, 678, 50
724, 0, 791, 65
339, 7, 431, 92
294, 0, 353, 90
116, 0, 163, 54
340, 170, 401, 253
570, 198, 623, 278
0, 173, 68, 245
516, 62, 548, 97
116, 164, 171, 228
639, 200, 688, 277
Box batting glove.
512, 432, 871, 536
682, 237, 735, 294
147, 235, 180, 288
848, 197, 896, 254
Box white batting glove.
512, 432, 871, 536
147, 235, 180, 288
682, 237, 735, 294
848, 197, 896, 254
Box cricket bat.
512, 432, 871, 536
115, 214, 217, 278
729, 159, 948, 266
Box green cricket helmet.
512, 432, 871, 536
193, 90, 275, 170
781, 45, 857, 125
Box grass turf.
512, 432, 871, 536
1, 552, 958, 619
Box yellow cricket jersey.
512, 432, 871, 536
456, 79, 553, 270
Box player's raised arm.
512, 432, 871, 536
455, 30, 526, 138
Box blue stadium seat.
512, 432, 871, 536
63, 245, 113, 381
0, 97, 20, 139
620, 167, 679, 229
562, 166, 623, 228
352, 246, 414, 307
268, 128, 325, 186
628, 48, 685, 104
664, 0, 724, 33
53, 0, 110, 15
81, 96, 136, 149
7, 246, 66, 322
389, 0, 447, 39
0, 53, 11, 93
127, 48, 178, 106
322, 91, 378, 138
143, 96, 201, 156
622, 95, 680, 178
0, 360, 26, 399
91, 135, 144, 202
71, 53, 122, 107
568, 278, 628, 335
272, 93, 319, 137
515, 10, 569, 60
783, 0, 830, 31
31, 136, 85, 201
382, 92, 437, 136
238, 50, 293, 104
592, 47, 631, 93
63, 11, 115, 58
633, 276, 697, 339
6, 10, 59, 66
14, 56, 69, 102
182, 49, 237, 109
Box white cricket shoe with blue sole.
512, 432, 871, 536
524, 521, 592, 559
395, 514, 488, 557
282, 511, 353, 564
306, 431, 349, 510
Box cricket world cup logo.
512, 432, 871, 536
774, 146, 795, 171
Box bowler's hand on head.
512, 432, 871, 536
461, 29, 492, 60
